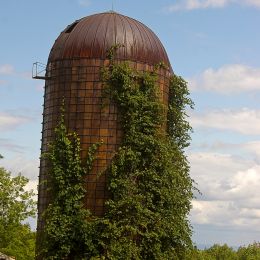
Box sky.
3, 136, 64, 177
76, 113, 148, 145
1, 0, 260, 248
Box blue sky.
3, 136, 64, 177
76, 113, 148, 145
1, 0, 260, 247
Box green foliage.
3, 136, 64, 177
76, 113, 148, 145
168, 75, 194, 149
237, 242, 260, 260
40, 59, 194, 259
205, 244, 238, 260
0, 224, 36, 260
106, 43, 125, 60
0, 158, 36, 260
185, 243, 260, 260
0, 167, 36, 226
99, 62, 194, 259
41, 114, 101, 259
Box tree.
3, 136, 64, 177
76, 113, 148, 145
205, 244, 238, 260
0, 156, 36, 260
237, 242, 260, 259
0, 223, 36, 260
185, 243, 260, 259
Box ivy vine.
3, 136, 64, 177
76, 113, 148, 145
40, 47, 194, 259
99, 61, 194, 259
39, 112, 101, 259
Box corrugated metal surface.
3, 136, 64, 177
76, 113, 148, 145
48, 12, 171, 69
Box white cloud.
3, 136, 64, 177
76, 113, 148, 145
189, 64, 260, 94
208, 140, 260, 158
191, 200, 260, 230
228, 166, 260, 203
167, 0, 231, 11
78, 0, 91, 7
0, 64, 15, 75
166, 0, 260, 11
191, 108, 260, 135
189, 151, 260, 231
0, 155, 39, 181
192, 140, 260, 161
0, 112, 31, 131
245, 0, 260, 7
189, 152, 252, 199
25, 180, 38, 201
25, 179, 38, 191
243, 141, 260, 158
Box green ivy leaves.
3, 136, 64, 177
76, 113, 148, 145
41, 58, 194, 259
40, 116, 101, 259
100, 62, 195, 259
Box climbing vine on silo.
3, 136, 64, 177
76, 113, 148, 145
40, 50, 195, 259
99, 59, 195, 259
168, 74, 194, 149
40, 112, 101, 259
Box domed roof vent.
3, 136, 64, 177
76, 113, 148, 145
49, 12, 171, 68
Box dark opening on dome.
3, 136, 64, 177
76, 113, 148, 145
65, 21, 79, 33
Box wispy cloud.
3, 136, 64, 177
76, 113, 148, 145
191, 108, 260, 135
0, 112, 32, 131
78, 0, 91, 7
0, 64, 34, 83
165, 0, 260, 11
189, 64, 260, 94
0, 64, 15, 75
167, 0, 231, 11
195, 140, 260, 159
0, 80, 7, 85
245, 0, 260, 8
0, 138, 25, 153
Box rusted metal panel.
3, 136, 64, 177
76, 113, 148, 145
48, 12, 172, 70
37, 58, 171, 223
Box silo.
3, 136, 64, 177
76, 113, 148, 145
36, 11, 172, 252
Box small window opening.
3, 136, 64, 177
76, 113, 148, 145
65, 21, 79, 33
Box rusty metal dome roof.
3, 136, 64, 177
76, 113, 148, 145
48, 12, 171, 68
